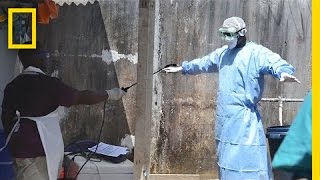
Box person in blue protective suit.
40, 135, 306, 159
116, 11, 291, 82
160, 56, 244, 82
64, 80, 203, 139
163, 17, 301, 180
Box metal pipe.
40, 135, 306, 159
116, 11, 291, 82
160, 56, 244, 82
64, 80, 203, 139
260, 97, 304, 126
279, 96, 283, 126
261, 98, 304, 102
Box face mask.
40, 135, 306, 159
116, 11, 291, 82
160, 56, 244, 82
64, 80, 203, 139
226, 38, 238, 49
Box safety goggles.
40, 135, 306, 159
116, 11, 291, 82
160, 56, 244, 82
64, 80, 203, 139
218, 28, 245, 41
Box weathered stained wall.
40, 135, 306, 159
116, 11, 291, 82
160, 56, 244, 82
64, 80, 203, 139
99, 0, 139, 133
36, 0, 311, 178
37, 1, 138, 146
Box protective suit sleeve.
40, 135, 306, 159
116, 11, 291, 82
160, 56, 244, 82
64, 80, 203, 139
257, 45, 295, 79
181, 51, 219, 75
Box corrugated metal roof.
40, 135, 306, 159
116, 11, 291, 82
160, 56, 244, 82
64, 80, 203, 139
54, 0, 97, 5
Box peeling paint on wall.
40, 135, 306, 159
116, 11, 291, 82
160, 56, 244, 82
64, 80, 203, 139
51, 49, 138, 65
101, 49, 138, 65
51, 70, 59, 77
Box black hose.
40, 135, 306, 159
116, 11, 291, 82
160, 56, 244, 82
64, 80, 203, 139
73, 100, 107, 179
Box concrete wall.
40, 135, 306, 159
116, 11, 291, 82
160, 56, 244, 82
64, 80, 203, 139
37, 1, 138, 145
36, 0, 311, 178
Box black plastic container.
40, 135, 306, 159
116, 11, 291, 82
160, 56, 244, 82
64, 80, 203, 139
265, 125, 290, 160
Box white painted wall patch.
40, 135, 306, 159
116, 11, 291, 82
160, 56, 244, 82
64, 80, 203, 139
51, 49, 138, 65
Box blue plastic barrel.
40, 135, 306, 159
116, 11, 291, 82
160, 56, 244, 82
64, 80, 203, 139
0, 130, 14, 180
266, 125, 290, 160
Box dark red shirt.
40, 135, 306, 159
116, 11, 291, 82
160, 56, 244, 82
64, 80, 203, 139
1, 73, 78, 158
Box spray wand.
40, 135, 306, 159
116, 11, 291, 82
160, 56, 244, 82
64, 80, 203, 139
121, 63, 178, 92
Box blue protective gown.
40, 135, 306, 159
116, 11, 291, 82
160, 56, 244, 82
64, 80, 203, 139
181, 42, 295, 180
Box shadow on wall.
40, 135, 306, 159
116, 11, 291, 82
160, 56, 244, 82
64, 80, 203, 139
37, 2, 131, 146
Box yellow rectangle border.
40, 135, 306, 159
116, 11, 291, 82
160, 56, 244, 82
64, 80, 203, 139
8, 8, 36, 49
313, 0, 318, 179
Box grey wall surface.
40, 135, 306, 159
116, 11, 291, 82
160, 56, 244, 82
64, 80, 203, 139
36, 0, 311, 178
0, 26, 18, 130
37, 1, 138, 146
99, 0, 139, 134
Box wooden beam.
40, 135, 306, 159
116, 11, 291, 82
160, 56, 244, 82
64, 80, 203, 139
134, 0, 157, 179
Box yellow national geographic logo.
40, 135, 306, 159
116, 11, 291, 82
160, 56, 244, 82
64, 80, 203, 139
8, 8, 36, 49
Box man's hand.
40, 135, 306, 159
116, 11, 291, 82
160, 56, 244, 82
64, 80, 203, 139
162, 66, 183, 73
106, 88, 126, 100
280, 73, 301, 84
